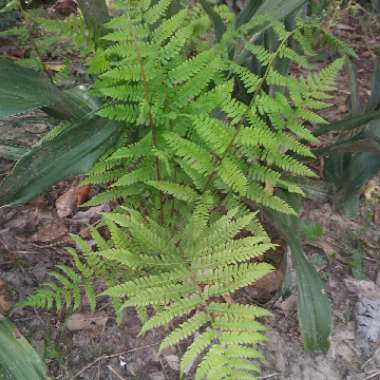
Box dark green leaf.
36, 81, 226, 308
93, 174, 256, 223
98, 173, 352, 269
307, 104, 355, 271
235, 0, 264, 29
300, 220, 323, 241
0, 116, 121, 206
346, 59, 362, 114
255, 0, 307, 22
265, 192, 331, 351
0, 316, 51, 380
367, 64, 380, 111
0, 58, 62, 119
314, 111, 380, 136
0, 143, 28, 161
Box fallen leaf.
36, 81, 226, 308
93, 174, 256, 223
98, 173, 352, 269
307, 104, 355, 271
56, 187, 78, 218
65, 313, 108, 331
245, 269, 284, 302
28, 196, 49, 209
362, 180, 377, 200
32, 223, 68, 242
76, 185, 91, 207
338, 104, 348, 114
0, 280, 12, 315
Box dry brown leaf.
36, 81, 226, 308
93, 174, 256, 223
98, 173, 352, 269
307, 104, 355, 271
32, 223, 68, 243
362, 180, 377, 200
76, 185, 91, 207
65, 313, 108, 331
338, 104, 349, 114
56, 187, 78, 218
245, 269, 284, 302
28, 196, 49, 209
0, 280, 12, 315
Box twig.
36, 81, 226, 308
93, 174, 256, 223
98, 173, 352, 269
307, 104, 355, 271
365, 370, 380, 380
259, 374, 279, 380
72, 343, 159, 379
107, 365, 127, 380
362, 346, 380, 369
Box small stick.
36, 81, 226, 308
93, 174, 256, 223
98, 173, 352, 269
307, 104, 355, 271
365, 370, 380, 380
107, 365, 127, 380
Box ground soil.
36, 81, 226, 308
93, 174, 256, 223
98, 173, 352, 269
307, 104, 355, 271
1, 4, 380, 380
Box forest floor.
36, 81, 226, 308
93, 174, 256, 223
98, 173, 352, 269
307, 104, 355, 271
1, 5, 380, 380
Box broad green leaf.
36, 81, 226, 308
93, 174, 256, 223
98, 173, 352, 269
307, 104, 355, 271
0, 58, 62, 119
265, 192, 331, 351
0, 116, 121, 206
0, 316, 51, 380
255, 0, 307, 21
315, 111, 380, 136
0, 143, 28, 160
235, 0, 264, 29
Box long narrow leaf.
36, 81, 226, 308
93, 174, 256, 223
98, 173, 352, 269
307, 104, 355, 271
0, 143, 28, 160
264, 192, 331, 351
314, 111, 380, 136
0, 58, 62, 119
0, 116, 121, 206
367, 64, 380, 111
0, 316, 51, 380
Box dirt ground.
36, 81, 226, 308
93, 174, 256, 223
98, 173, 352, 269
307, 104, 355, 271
1, 5, 380, 380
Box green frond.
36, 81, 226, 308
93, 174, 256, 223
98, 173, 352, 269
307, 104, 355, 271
180, 329, 217, 374
159, 312, 210, 351
146, 180, 198, 202
218, 156, 248, 195
164, 132, 214, 175
145, 0, 173, 25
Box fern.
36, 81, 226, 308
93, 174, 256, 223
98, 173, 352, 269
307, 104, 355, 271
102, 206, 274, 380
21, 234, 109, 313
23, 1, 345, 377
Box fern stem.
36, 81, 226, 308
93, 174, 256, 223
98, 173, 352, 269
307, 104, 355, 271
134, 43, 165, 224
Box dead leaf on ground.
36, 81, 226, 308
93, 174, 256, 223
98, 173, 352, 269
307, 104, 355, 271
244, 269, 285, 302
338, 104, 349, 114
76, 185, 91, 207
31, 223, 68, 243
56, 187, 79, 218
0, 279, 12, 315
28, 196, 49, 209
362, 180, 378, 201
65, 313, 108, 331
